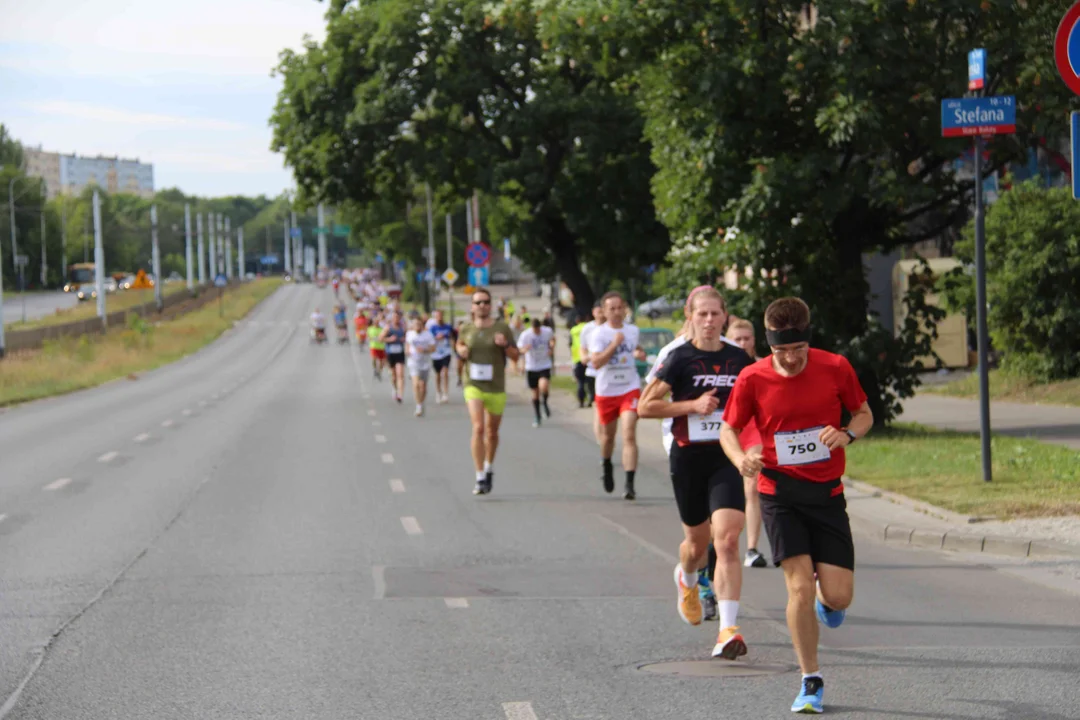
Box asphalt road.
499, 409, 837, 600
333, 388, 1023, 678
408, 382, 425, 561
1, 290, 80, 326
2, 284, 1079, 719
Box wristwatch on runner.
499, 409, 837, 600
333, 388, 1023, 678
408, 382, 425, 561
843, 428, 857, 445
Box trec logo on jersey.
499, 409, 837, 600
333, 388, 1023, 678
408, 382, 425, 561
692, 374, 738, 388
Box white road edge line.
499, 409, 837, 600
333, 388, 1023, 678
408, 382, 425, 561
97, 451, 119, 463
181, 409, 192, 416
368, 409, 377, 417
134, 433, 151, 443
161, 419, 174, 428
389, 479, 406, 493
592, 514, 677, 564
502, 702, 539, 720
372, 421, 382, 427
198, 400, 207, 407
444, 597, 469, 608
372, 565, 386, 600
375, 434, 387, 443
381, 453, 394, 464
44, 478, 72, 491
400, 516, 423, 535
0, 513, 6, 525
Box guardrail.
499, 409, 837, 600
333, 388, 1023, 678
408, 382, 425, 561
4, 281, 241, 353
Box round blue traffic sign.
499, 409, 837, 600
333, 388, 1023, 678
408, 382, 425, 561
1055, 2, 1080, 96
465, 242, 491, 268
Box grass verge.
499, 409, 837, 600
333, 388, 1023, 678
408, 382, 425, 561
846, 422, 1080, 518
923, 370, 1080, 408
6, 286, 192, 330
0, 279, 282, 407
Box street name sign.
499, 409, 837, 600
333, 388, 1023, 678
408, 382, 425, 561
940, 96, 1015, 137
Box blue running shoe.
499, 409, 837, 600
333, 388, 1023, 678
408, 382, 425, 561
815, 598, 845, 628
791, 676, 824, 714
698, 579, 717, 622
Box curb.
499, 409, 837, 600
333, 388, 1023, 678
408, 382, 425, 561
528, 378, 1080, 562
843, 478, 1080, 560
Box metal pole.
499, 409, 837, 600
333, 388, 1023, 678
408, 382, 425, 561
291, 210, 300, 279
425, 184, 436, 310
207, 212, 215, 276
151, 204, 162, 311
218, 214, 225, 278
40, 179, 47, 287
60, 196, 67, 288
196, 212, 206, 285
0, 181, 7, 356
283, 217, 291, 276
8, 177, 17, 278
184, 203, 194, 290
317, 203, 327, 268
237, 227, 245, 281
973, 136, 992, 483
93, 190, 106, 325
225, 216, 233, 279
446, 212, 454, 325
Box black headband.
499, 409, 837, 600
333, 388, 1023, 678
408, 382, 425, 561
766, 326, 813, 346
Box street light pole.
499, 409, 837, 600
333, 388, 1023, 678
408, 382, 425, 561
40, 179, 47, 288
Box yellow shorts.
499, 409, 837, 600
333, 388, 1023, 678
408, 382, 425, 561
463, 386, 507, 415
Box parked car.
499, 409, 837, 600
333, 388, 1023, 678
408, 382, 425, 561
119, 274, 136, 290
635, 327, 676, 378
637, 296, 683, 319
491, 269, 512, 284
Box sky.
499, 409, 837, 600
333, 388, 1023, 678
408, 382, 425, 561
0, 0, 328, 199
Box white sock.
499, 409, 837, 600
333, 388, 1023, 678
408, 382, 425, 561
476, 470, 486, 482
718, 599, 739, 629
483, 460, 492, 473
680, 568, 698, 587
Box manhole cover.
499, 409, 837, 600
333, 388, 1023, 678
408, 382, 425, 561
637, 660, 793, 678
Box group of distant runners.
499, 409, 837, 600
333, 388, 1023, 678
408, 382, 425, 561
322, 276, 871, 715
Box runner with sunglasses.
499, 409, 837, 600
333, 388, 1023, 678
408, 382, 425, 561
456, 288, 519, 495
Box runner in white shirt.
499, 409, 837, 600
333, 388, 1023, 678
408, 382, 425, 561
517, 318, 556, 427
405, 315, 436, 416
578, 303, 605, 409
587, 291, 646, 500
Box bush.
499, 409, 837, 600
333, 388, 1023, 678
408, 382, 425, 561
944, 181, 1080, 382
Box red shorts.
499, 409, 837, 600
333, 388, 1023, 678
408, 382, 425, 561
595, 389, 641, 425
371, 348, 386, 360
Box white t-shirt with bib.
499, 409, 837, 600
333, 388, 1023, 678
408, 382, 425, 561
405, 330, 435, 372
580, 321, 599, 378
517, 326, 554, 372
587, 323, 641, 398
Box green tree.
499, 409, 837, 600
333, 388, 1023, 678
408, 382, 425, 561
943, 181, 1080, 381
270, 0, 670, 315
0, 124, 23, 170
548, 0, 1075, 423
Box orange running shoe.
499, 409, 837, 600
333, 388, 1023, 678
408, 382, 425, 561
711, 626, 747, 659
673, 565, 702, 625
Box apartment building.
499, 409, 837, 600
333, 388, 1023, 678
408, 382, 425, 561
23, 147, 154, 199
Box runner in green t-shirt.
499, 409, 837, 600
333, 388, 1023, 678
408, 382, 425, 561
367, 320, 386, 381
456, 288, 519, 496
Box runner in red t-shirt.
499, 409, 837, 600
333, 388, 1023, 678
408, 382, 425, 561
720, 297, 872, 715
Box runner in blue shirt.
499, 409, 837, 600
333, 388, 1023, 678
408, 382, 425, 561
426, 309, 455, 405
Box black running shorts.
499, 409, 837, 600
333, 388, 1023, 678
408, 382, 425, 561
760, 480, 855, 571
526, 368, 551, 389
669, 444, 745, 527
433, 356, 452, 372
387, 353, 406, 367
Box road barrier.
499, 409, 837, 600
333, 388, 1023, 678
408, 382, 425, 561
4, 281, 241, 353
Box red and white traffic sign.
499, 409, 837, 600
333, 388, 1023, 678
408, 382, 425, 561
465, 242, 491, 268
1055, 1, 1080, 96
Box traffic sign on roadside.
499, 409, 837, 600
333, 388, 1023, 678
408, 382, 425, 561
260, 254, 279, 265
214, 274, 228, 288
333, 224, 351, 237
465, 242, 491, 268
290, 227, 302, 239
1072, 112, 1080, 200
13, 254, 28, 267
131, 269, 153, 289
968, 49, 986, 91
467, 265, 489, 287
314, 227, 329, 234
441, 268, 459, 286
940, 96, 1016, 137
1056, 2, 1080, 96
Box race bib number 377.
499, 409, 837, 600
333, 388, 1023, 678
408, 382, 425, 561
774, 427, 831, 466
688, 410, 724, 443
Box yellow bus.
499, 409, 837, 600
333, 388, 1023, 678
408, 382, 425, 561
64, 262, 95, 293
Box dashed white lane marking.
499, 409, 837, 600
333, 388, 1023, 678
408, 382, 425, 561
372, 421, 382, 427
0, 513, 6, 525
374, 434, 387, 443
98, 451, 119, 463
367, 409, 377, 417
161, 419, 174, 428
503, 702, 539, 720
181, 409, 192, 416
362, 394, 371, 399
372, 565, 386, 600
400, 516, 423, 535
389, 479, 406, 493
211, 393, 219, 400
381, 453, 394, 464
198, 400, 207, 407
444, 597, 469, 608
134, 433, 151, 443
44, 478, 72, 491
